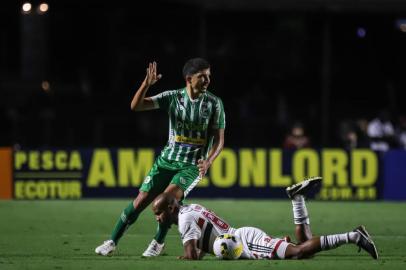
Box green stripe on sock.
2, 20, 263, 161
111, 202, 140, 244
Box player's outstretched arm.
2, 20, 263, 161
180, 239, 201, 260
130, 61, 162, 111
198, 128, 225, 177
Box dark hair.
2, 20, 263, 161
182, 58, 210, 78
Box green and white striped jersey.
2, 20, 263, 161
150, 87, 225, 165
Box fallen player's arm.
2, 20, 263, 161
182, 239, 202, 260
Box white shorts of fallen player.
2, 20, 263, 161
235, 227, 290, 259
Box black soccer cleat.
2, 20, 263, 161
286, 176, 322, 199
353, 225, 378, 259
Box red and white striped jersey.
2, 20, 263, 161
178, 204, 236, 253
235, 227, 290, 259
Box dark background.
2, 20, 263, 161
1, 0, 406, 148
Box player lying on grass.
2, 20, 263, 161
151, 177, 378, 260
95, 58, 225, 257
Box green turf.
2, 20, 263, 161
0, 199, 405, 270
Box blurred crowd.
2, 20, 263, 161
284, 110, 406, 151
1, 2, 406, 150
1, 89, 406, 151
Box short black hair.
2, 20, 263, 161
182, 58, 210, 79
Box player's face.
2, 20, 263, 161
153, 205, 175, 225
189, 68, 211, 92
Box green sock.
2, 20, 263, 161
111, 202, 140, 244
154, 222, 170, 244
153, 198, 182, 244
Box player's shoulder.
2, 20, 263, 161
179, 204, 203, 215
178, 205, 196, 226
205, 91, 224, 109
159, 89, 182, 97
155, 88, 183, 99
205, 90, 222, 101
179, 204, 206, 221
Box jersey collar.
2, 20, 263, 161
183, 87, 205, 103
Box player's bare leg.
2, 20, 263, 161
285, 177, 378, 260
295, 224, 313, 244
291, 194, 313, 244
143, 184, 184, 257
291, 194, 312, 244
284, 237, 321, 259
285, 227, 378, 260
164, 184, 185, 200
286, 177, 321, 243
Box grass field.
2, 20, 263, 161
1, 199, 405, 270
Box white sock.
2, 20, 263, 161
291, 195, 310, 224
348, 232, 360, 243
320, 232, 360, 250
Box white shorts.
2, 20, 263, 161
235, 227, 290, 260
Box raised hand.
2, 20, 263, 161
144, 61, 162, 87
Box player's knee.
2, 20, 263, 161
133, 191, 149, 209
164, 185, 184, 200
285, 245, 305, 259
295, 245, 314, 259
295, 248, 306, 259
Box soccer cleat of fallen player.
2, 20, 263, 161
353, 225, 379, 259
286, 176, 322, 199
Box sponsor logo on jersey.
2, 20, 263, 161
176, 121, 208, 132
175, 135, 206, 146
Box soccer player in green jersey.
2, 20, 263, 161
95, 58, 226, 257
